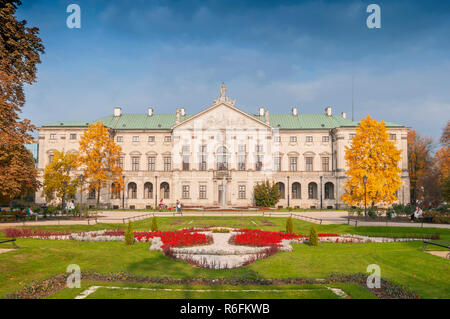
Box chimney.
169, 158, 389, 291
325, 106, 332, 117
176, 108, 180, 124
114, 107, 122, 117
180, 107, 186, 116
292, 107, 298, 116
341, 112, 346, 119
148, 107, 153, 117
259, 107, 265, 117
265, 108, 270, 124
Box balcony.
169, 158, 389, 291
214, 170, 229, 179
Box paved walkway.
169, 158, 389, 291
1, 210, 449, 229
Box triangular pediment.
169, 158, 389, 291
173, 102, 271, 131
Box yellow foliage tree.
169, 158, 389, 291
78, 122, 123, 207
43, 150, 79, 207
341, 115, 402, 207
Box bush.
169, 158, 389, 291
309, 226, 319, 246
151, 217, 158, 231
286, 217, 293, 233
124, 221, 134, 245
253, 181, 281, 207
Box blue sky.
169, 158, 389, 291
17, 0, 450, 141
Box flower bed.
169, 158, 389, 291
134, 230, 212, 248
230, 229, 340, 247
5, 228, 72, 239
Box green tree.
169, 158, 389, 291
124, 221, 134, 245
286, 217, 293, 233
309, 226, 319, 246
253, 180, 281, 207
151, 217, 158, 231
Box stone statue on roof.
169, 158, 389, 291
220, 82, 226, 98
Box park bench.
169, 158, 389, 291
0, 238, 18, 249
422, 240, 450, 259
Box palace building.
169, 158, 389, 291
35, 84, 410, 209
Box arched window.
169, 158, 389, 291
292, 182, 301, 199
111, 183, 121, 199
160, 182, 170, 199
144, 182, 153, 199
216, 146, 228, 171
324, 182, 334, 199
88, 188, 96, 199
128, 182, 137, 199
308, 182, 318, 199
276, 182, 285, 199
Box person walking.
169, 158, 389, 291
176, 200, 182, 215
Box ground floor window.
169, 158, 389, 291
238, 185, 246, 199
182, 185, 190, 199
199, 185, 207, 199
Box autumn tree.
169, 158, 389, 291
407, 130, 434, 204
434, 121, 450, 202
341, 115, 402, 207
42, 150, 79, 208
0, 0, 45, 203
78, 122, 123, 207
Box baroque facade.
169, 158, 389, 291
35, 84, 410, 209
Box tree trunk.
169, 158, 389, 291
96, 185, 100, 209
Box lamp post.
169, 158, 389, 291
287, 176, 290, 207
363, 175, 368, 220
320, 176, 323, 210
122, 175, 125, 210
79, 174, 84, 219
154, 173, 158, 210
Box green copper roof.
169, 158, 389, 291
42, 111, 403, 130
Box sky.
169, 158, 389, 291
16, 0, 450, 142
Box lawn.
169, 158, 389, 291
0, 217, 449, 299
48, 281, 375, 299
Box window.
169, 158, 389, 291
132, 136, 140, 142
322, 157, 329, 172
182, 155, 190, 171
290, 136, 297, 142
131, 157, 140, 171
238, 185, 246, 199
255, 144, 263, 152
128, 183, 137, 199
322, 136, 329, 142
111, 183, 121, 199
274, 136, 281, 143
305, 157, 313, 171
238, 144, 246, 153
148, 136, 155, 142
349, 133, 356, 139
148, 156, 155, 171
50, 133, 56, 140
199, 145, 207, 153
88, 189, 96, 199
199, 155, 207, 171
308, 183, 318, 199
292, 183, 301, 199
306, 136, 313, 143
119, 156, 124, 169
48, 153, 54, 163
274, 156, 281, 171
199, 185, 207, 199
324, 182, 334, 199
255, 155, 263, 171
182, 145, 190, 153
117, 136, 123, 142
217, 146, 228, 171
164, 156, 171, 171
290, 157, 297, 171
182, 185, 190, 199
390, 134, 396, 140
164, 136, 171, 142
238, 155, 246, 171
70, 133, 77, 140
144, 183, 153, 199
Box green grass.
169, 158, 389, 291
48, 281, 373, 299
0, 217, 449, 299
